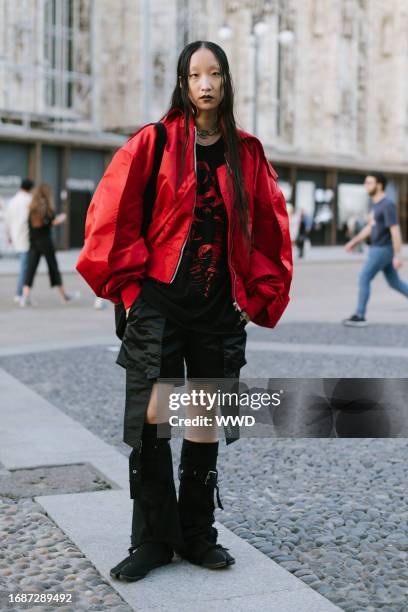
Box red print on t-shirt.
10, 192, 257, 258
185, 159, 227, 298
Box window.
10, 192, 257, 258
43, 0, 91, 111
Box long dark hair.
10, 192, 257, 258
29, 184, 54, 228
161, 41, 249, 239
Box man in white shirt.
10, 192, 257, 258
5, 178, 34, 302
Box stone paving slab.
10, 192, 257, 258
0, 368, 128, 491
0, 463, 112, 499
38, 489, 342, 612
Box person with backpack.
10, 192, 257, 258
76, 41, 292, 582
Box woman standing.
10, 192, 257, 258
77, 41, 292, 581
21, 184, 75, 306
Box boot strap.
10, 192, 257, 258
129, 438, 171, 499
178, 466, 224, 510
129, 445, 142, 499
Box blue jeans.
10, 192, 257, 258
16, 251, 28, 296
356, 245, 408, 317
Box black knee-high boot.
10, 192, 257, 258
177, 438, 235, 569
110, 423, 184, 582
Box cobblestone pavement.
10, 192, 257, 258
1, 325, 408, 612
249, 321, 408, 348
0, 494, 131, 612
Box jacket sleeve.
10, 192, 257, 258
244, 139, 293, 327
76, 125, 157, 309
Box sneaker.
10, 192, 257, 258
342, 314, 368, 327
110, 542, 173, 582
94, 297, 107, 310
61, 290, 81, 303
19, 296, 33, 308
13, 295, 22, 304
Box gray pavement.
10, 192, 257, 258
0, 368, 341, 612
1, 245, 408, 356
2, 246, 408, 611
0, 245, 367, 276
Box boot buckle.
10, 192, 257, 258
205, 470, 218, 486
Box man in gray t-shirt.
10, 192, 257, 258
369, 195, 398, 247
342, 172, 408, 327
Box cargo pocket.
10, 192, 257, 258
116, 296, 147, 369
220, 330, 247, 446
122, 303, 167, 448
124, 368, 156, 448
122, 299, 166, 380
222, 329, 247, 378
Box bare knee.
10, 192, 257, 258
145, 382, 174, 424
184, 382, 219, 442
145, 383, 159, 423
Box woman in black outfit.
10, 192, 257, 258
77, 41, 292, 582
21, 184, 74, 306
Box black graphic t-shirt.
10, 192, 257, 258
140, 135, 242, 333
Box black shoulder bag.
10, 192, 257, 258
114, 121, 167, 340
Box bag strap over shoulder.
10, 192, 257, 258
141, 121, 167, 236
115, 121, 167, 341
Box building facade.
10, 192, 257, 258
0, 0, 125, 251
1, 0, 407, 250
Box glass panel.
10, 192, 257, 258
43, 0, 88, 110
337, 172, 369, 243
337, 183, 369, 229
295, 170, 330, 245
274, 166, 292, 204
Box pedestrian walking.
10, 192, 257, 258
343, 172, 408, 326
77, 41, 292, 581
295, 208, 312, 258
21, 184, 77, 306
4, 178, 34, 302
287, 203, 299, 248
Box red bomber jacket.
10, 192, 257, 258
76, 107, 293, 328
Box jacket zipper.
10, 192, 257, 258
169, 126, 197, 282
225, 154, 242, 313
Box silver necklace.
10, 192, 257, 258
195, 125, 220, 139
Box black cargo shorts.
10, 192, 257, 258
116, 294, 247, 448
